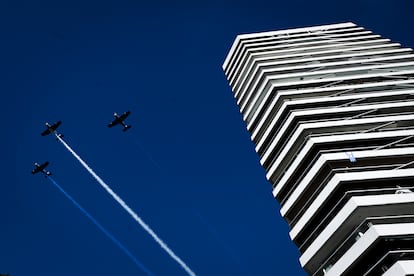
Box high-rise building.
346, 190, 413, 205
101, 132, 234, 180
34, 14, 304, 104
223, 22, 414, 275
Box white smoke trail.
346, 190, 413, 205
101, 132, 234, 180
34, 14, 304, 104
132, 137, 162, 171
195, 211, 249, 275
55, 134, 196, 276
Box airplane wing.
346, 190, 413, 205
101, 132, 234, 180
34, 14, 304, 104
41, 129, 50, 136
108, 119, 119, 128
119, 110, 131, 121
41, 121, 62, 136
32, 161, 49, 174
40, 161, 49, 169
52, 121, 62, 130
31, 167, 40, 174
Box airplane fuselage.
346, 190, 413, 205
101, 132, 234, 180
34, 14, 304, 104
32, 161, 52, 177
108, 111, 131, 131
41, 121, 62, 138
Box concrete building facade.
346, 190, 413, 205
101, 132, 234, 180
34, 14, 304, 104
223, 22, 414, 275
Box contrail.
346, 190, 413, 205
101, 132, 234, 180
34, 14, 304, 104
130, 135, 162, 170
55, 134, 196, 276
47, 176, 154, 276
195, 211, 249, 275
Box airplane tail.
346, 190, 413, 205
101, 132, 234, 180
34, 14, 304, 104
123, 125, 132, 132
56, 133, 64, 140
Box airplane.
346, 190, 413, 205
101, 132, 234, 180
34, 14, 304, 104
31, 161, 52, 177
108, 111, 132, 131
41, 121, 62, 137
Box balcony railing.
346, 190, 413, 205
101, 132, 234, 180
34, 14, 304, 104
363, 249, 414, 276
313, 214, 414, 276
299, 187, 414, 254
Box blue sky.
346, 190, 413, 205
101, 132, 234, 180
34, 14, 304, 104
2, 0, 414, 275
